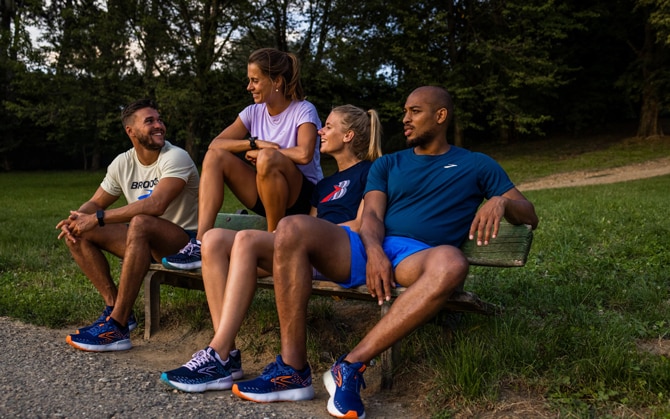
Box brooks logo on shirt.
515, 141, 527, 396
131, 178, 159, 189
320, 180, 350, 203
131, 178, 159, 200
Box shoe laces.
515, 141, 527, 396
339, 362, 366, 392
179, 240, 200, 256
261, 355, 298, 379
260, 360, 283, 378
184, 349, 213, 371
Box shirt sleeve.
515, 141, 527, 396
100, 155, 123, 197
475, 153, 515, 198
295, 101, 322, 131
159, 146, 196, 182
364, 156, 390, 196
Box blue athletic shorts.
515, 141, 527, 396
333, 226, 432, 288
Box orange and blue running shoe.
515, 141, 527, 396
323, 354, 367, 419
75, 306, 137, 334
66, 316, 131, 352
232, 355, 314, 402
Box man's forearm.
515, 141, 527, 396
504, 199, 539, 229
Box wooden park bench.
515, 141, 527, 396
143, 212, 533, 389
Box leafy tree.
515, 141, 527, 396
330, 0, 590, 148
0, 0, 43, 170
9, 0, 140, 169
132, 0, 252, 161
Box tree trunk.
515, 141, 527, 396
453, 118, 463, 147
91, 149, 101, 171
499, 124, 510, 144
637, 16, 663, 138
185, 121, 200, 163
637, 86, 662, 138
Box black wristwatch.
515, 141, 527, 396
248, 136, 258, 149
96, 209, 105, 227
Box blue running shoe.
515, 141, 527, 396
323, 354, 367, 419
66, 317, 131, 352
76, 306, 137, 334
232, 355, 314, 403
161, 347, 239, 392
162, 238, 202, 270
229, 348, 244, 380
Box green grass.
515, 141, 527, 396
1, 135, 670, 417
407, 176, 670, 417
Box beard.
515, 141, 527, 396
137, 131, 164, 151
406, 127, 438, 148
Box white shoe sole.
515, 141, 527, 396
66, 336, 132, 352
232, 384, 314, 402
323, 370, 366, 419
161, 373, 234, 393
161, 260, 202, 270
231, 369, 244, 380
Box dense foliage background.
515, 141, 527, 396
1, 0, 669, 170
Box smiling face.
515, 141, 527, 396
127, 107, 165, 151
318, 111, 350, 156
247, 63, 278, 104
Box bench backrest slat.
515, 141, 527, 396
213, 213, 533, 268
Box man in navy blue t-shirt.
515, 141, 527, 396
233, 86, 540, 418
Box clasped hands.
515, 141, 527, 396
245, 140, 280, 165
56, 211, 96, 243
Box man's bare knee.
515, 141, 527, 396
127, 215, 154, 235
274, 216, 316, 258
432, 251, 469, 293
275, 216, 304, 245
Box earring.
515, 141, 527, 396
275, 88, 279, 92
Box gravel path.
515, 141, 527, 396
516, 156, 670, 191
0, 317, 418, 418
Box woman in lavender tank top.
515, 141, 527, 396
163, 48, 323, 271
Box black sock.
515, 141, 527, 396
110, 317, 128, 331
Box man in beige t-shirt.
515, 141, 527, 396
56, 99, 199, 352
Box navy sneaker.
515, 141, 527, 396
162, 238, 202, 270
228, 348, 244, 380
66, 317, 131, 352
76, 306, 137, 334
161, 347, 242, 392
323, 354, 367, 419
232, 355, 314, 403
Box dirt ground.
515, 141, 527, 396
58, 156, 670, 418
515, 155, 670, 191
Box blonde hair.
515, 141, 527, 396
248, 48, 304, 101
331, 104, 382, 161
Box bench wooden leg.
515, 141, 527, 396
144, 270, 165, 339
379, 303, 400, 390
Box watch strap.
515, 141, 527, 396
248, 136, 258, 149
96, 209, 105, 227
